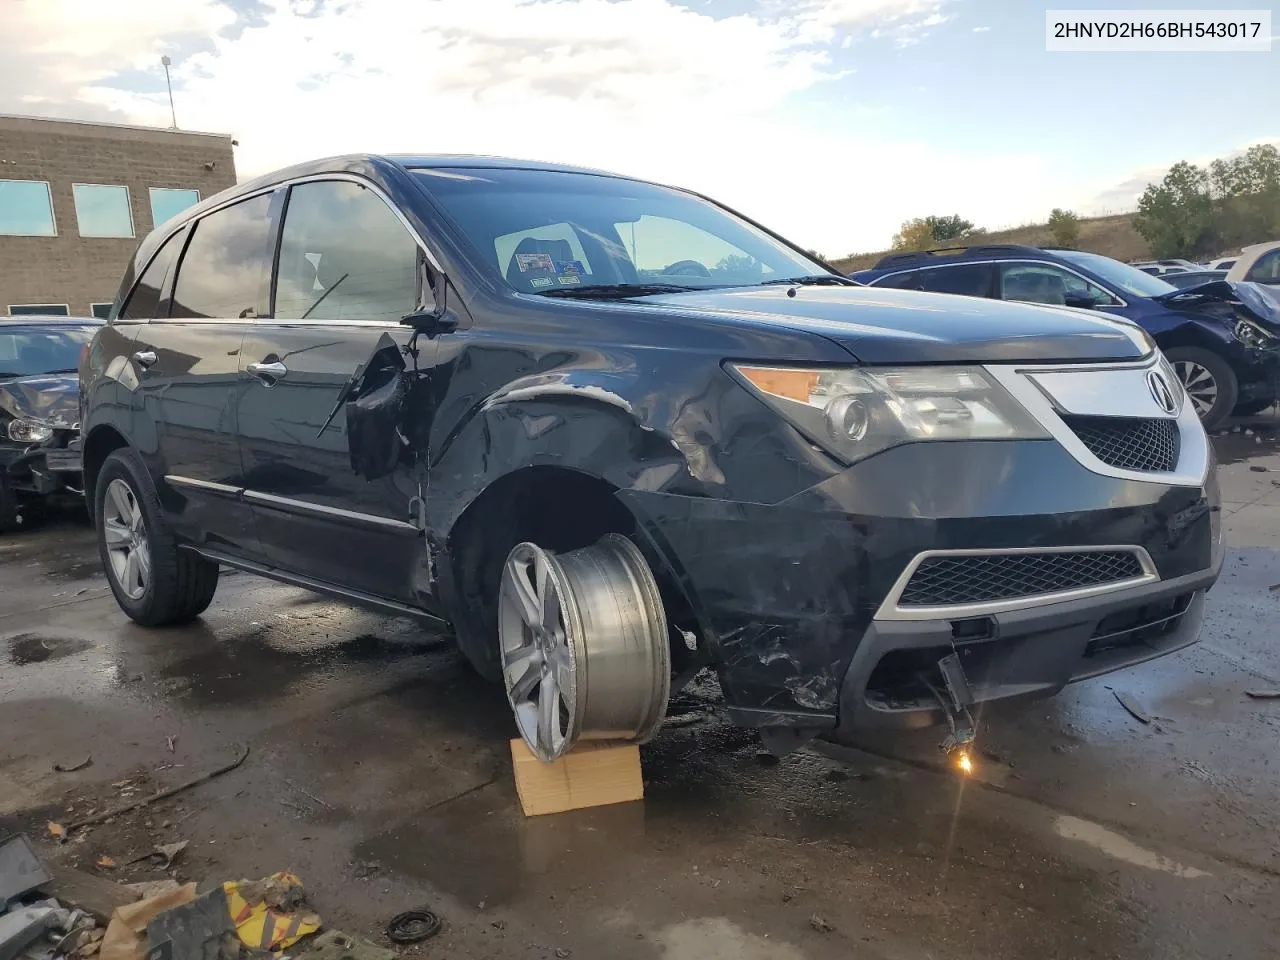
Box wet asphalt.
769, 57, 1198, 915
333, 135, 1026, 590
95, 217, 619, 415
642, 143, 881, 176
3, 417, 1280, 960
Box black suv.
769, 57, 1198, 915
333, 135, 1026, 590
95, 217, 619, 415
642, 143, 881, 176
852, 245, 1280, 429
81, 156, 1222, 762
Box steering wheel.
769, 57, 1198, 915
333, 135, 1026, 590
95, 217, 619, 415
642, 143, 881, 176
662, 259, 712, 278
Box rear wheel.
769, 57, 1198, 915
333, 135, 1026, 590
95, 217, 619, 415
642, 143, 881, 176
95, 449, 219, 626
1164, 347, 1238, 430
498, 535, 670, 762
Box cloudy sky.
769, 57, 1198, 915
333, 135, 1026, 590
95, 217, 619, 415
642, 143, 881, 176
2, 0, 1276, 255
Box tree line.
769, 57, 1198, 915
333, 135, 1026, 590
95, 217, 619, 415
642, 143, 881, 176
874, 141, 1277, 262
1135, 143, 1279, 259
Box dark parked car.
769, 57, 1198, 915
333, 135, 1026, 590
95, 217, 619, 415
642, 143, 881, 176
0, 316, 100, 530
852, 245, 1280, 428
81, 157, 1222, 763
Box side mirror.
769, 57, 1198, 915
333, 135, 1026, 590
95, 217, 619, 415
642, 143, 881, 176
1064, 292, 1101, 309
401, 250, 457, 336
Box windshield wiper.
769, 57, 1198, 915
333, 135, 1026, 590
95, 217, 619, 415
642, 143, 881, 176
760, 275, 858, 287
535, 283, 703, 300
43, 368, 79, 374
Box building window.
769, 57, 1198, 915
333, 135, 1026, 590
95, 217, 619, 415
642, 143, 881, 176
73, 184, 135, 238
149, 188, 201, 227
91, 302, 114, 319
0, 180, 56, 236
8, 304, 70, 316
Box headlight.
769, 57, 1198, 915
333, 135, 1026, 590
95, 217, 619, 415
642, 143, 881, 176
6, 419, 54, 444
1234, 318, 1278, 350
728, 364, 1048, 464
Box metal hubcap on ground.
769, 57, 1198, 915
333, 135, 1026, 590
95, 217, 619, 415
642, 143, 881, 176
103, 478, 151, 601
498, 534, 670, 762
1174, 360, 1218, 417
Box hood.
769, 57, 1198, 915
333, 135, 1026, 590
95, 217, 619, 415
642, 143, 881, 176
1153, 279, 1280, 331
637, 285, 1149, 364
0, 373, 81, 429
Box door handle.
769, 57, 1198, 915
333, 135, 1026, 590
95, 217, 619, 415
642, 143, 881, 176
246, 360, 288, 384
132, 350, 158, 369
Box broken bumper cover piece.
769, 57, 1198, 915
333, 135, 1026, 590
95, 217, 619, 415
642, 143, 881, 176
621, 437, 1222, 736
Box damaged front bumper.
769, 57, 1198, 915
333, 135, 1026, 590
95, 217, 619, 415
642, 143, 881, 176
2, 434, 84, 498
621, 436, 1222, 740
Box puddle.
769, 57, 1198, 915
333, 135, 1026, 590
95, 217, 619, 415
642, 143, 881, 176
357, 788, 649, 908
1055, 815, 1210, 878
7, 633, 94, 665
1211, 418, 1280, 466
655, 918, 805, 960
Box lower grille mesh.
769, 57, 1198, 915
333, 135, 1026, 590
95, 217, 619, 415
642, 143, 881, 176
899, 551, 1146, 607
1061, 414, 1180, 472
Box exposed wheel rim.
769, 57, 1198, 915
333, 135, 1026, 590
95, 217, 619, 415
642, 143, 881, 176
1174, 360, 1218, 417
102, 478, 151, 601
498, 535, 670, 762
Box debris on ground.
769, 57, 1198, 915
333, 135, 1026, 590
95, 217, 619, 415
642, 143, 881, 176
100, 883, 197, 960
1268, 582, 1280, 591
45, 826, 65, 843
1249, 465, 1268, 472
52, 757, 93, 774
301, 930, 392, 960
1113, 690, 1152, 725
1, 840, 97, 960
64, 746, 250, 833
1244, 690, 1280, 700
0, 836, 53, 907
224, 873, 320, 953
121, 883, 180, 902
808, 913, 834, 933
385, 910, 440, 944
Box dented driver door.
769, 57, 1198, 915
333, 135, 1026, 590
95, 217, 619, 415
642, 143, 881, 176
235, 177, 436, 603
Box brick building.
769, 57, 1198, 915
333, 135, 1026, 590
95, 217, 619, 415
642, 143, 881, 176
0, 115, 237, 318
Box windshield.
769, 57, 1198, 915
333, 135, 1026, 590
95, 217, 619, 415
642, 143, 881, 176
1055, 250, 1177, 299
412, 167, 830, 294
0, 325, 97, 377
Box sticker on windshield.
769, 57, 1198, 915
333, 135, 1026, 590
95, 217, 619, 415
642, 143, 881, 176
530, 277, 555, 289
555, 259, 585, 278
516, 253, 555, 273
557, 275, 582, 286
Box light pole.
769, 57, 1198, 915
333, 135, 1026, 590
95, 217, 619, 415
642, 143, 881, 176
161, 55, 177, 129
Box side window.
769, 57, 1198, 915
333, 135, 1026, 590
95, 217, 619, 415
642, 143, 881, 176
120, 232, 183, 321
916, 263, 994, 297
1246, 250, 1280, 284
275, 180, 419, 323
999, 263, 1115, 307
171, 194, 273, 320
494, 222, 596, 291
874, 271, 922, 290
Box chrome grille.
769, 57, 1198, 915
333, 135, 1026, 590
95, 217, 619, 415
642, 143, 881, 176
898, 551, 1146, 607
1060, 414, 1180, 472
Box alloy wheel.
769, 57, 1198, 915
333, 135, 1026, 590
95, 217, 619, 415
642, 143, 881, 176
498, 535, 670, 762
1174, 360, 1218, 418
102, 478, 151, 601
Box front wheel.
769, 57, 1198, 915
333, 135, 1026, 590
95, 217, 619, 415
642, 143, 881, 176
95, 449, 219, 626
497, 535, 670, 762
1163, 347, 1238, 431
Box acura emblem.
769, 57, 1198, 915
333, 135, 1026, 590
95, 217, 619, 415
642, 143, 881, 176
1147, 370, 1177, 416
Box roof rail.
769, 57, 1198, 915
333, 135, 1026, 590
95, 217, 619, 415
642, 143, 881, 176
871, 243, 1044, 270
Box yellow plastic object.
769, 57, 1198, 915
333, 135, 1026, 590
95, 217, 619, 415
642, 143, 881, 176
223, 872, 321, 953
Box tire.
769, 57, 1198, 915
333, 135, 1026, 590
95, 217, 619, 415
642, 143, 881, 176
1163, 347, 1238, 431
94, 448, 219, 626
1232, 398, 1275, 417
